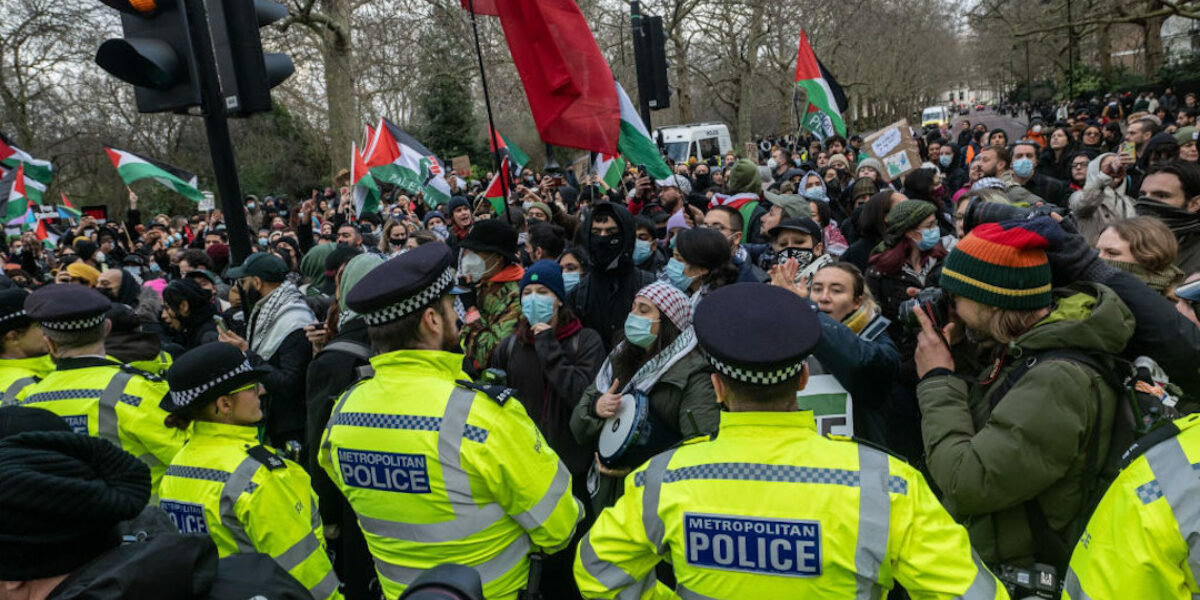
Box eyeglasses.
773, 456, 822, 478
702, 223, 732, 233
1071, 163, 1089, 169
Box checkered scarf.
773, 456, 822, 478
248, 280, 315, 359
594, 283, 697, 395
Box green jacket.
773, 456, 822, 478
569, 350, 719, 512
918, 282, 1134, 568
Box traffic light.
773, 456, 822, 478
94, 0, 201, 113
631, 6, 669, 113
217, 0, 294, 115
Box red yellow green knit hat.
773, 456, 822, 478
941, 221, 1052, 310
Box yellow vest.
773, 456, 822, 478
15, 356, 184, 497
159, 421, 341, 600
0, 354, 55, 405
319, 349, 582, 600
574, 410, 1004, 599
1064, 413, 1200, 599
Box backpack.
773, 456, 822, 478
987, 349, 1184, 569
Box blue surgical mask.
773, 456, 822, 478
938, 155, 952, 168
633, 239, 652, 264
917, 227, 940, 251
803, 186, 827, 202
562, 271, 580, 294
624, 312, 659, 348
521, 293, 556, 326
1012, 157, 1035, 178
665, 257, 694, 292
149, 262, 162, 273
258, 237, 269, 247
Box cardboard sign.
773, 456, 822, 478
451, 155, 471, 178
796, 375, 854, 437
199, 191, 215, 212
744, 142, 758, 160
862, 119, 922, 182
571, 154, 591, 183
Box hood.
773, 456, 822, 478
1142, 132, 1179, 167
1011, 282, 1133, 357
800, 170, 827, 199
581, 201, 636, 270
1083, 152, 1126, 195
48, 534, 218, 600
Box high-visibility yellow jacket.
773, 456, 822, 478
1064, 413, 1200, 599
0, 354, 55, 405
319, 349, 582, 600
574, 410, 1007, 599
15, 356, 184, 497
159, 421, 341, 600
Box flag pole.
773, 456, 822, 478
466, 0, 512, 224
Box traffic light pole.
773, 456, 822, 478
630, 1, 653, 131
181, 0, 252, 265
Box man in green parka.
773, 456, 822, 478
913, 218, 1135, 576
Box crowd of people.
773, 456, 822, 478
2, 93, 1200, 600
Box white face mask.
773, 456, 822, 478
767, 158, 778, 169
459, 251, 488, 282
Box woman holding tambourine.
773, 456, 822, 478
569, 282, 719, 514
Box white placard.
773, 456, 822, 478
796, 375, 854, 437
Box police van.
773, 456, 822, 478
654, 123, 734, 164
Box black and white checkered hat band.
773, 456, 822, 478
707, 354, 806, 385
169, 359, 253, 408
40, 313, 105, 331
363, 266, 456, 326
0, 310, 26, 324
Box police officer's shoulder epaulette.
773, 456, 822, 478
1120, 420, 1185, 470
245, 445, 287, 470
674, 433, 715, 448
119, 363, 162, 382
455, 379, 515, 407
826, 433, 910, 464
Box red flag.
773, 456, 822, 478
496, 0, 619, 155
460, 0, 499, 16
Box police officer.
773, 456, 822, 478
1063, 413, 1200, 599
0, 289, 53, 404
158, 342, 341, 600
573, 283, 1003, 599
319, 243, 582, 600
14, 284, 183, 497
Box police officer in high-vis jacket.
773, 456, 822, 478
158, 342, 341, 600
14, 284, 183, 497
319, 243, 582, 600
574, 283, 1005, 599
0, 289, 53, 405
1064, 413, 1200, 599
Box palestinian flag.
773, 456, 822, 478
103, 145, 203, 203
794, 30, 846, 138
482, 157, 509, 215
57, 192, 81, 223
350, 142, 380, 217
365, 118, 452, 207
488, 126, 530, 173
592, 152, 626, 189
3, 165, 29, 220
0, 133, 52, 204
615, 82, 670, 179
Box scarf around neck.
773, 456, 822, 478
248, 280, 316, 359
594, 326, 697, 396
1137, 198, 1200, 239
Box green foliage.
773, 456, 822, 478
416, 77, 480, 164
1157, 52, 1200, 86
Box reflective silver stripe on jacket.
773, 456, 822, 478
352, 387, 506, 544
641, 448, 677, 554
854, 445, 891, 600
960, 551, 999, 599
633, 461, 908, 495
577, 530, 636, 590
1062, 567, 1091, 600
0, 377, 34, 406
675, 583, 719, 599
219, 455, 262, 553
374, 533, 532, 586
512, 460, 572, 531
97, 371, 135, 447
1145, 436, 1200, 586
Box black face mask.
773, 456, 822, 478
588, 232, 624, 269
390, 237, 407, 246
240, 281, 263, 315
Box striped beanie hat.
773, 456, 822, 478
941, 221, 1053, 310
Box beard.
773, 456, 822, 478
439, 304, 463, 353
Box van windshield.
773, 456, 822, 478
664, 141, 690, 164
922, 109, 942, 121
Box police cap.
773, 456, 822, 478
161, 342, 268, 413
24, 284, 111, 332
693, 283, 821, 385
346, 242, 455, 326
0, 289, 31, 335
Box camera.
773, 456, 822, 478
996, 563, 1059, 599
898, 287, 949, 332
961, 196, 1070, 235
